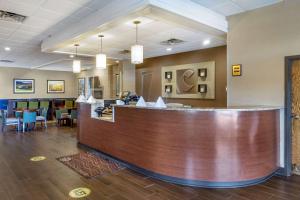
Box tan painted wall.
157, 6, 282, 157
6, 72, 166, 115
227, 0, 300, 106
0, 67, 76, 99
136, 46, 227, 107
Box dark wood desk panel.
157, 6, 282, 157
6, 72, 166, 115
77, 104, 280, 188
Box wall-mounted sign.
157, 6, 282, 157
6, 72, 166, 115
232, 64, 242, 76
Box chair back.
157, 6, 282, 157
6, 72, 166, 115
0, 110, 7, 124
40, 108, 48, 118
55, 110, 62, 119
40, 101, 49, 109
28, 101, 39, 109
71, 110, 77, 119
15, 111, 23, 118
23, 111, 36, 123
17, 101, 27, 110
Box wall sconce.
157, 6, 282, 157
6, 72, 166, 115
198, 68, 207, 78
165, 85, 172, 93
198, 84, 207, 93
165, 72, 172, 80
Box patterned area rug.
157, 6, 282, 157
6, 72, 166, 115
57, 152, 125, 178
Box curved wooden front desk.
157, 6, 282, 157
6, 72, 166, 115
77, 104, 280, 188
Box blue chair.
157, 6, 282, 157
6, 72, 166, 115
36, 108, 48, 128
21, 111, 36, 133
1, 110, 20, 132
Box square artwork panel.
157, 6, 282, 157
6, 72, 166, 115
176, 69, 197, 94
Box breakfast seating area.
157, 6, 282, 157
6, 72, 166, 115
0, 98, 77, 132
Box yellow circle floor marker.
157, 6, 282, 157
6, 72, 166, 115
30, 156, 46, 162
69, 187, 91, 199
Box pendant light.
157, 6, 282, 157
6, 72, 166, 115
73, 44, 81, 73
131, 21, 143, 64
96, 35, 107, 69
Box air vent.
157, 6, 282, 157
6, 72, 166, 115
0, 59, 14, 63
160, 38, 185, 46
0, 10, 26, 23
119, 50, 131, 55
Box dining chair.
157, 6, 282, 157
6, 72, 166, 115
22, 111, 36, 133
1, 110, 20, 132
70, 110, 77, 127
36, 108, 48, 129
55, 109, 69, 126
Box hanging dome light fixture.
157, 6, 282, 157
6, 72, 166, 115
131, 21, 143, 64
96, 35, 107, 69
72, 44, 81, 73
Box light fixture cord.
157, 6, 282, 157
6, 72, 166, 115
101, 36, 103, 53
75, 45, 77, 57
136, 23, 138, 44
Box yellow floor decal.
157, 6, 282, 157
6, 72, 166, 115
30, 156, 46, 162
69, 187, 91, 198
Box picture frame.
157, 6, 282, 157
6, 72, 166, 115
47, 80, 65, 93
232, 64, 242, 76
13, 79, 35, 94
78, 78, 85, 96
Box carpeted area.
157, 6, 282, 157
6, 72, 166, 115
57, 152, 125, 178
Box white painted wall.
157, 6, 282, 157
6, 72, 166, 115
227, 0, 300, 107
0, 67, 76, 99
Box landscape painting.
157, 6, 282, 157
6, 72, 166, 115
14, 79, 35, 94
47, 80, 65, 93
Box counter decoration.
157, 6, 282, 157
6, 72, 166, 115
76, 94, 87, 103
87, 95, 96, 104
136, 96, 147, 107
155, 96, 167, 108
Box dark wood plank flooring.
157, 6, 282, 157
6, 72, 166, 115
0, 126, 299, 200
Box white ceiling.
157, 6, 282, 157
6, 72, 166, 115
0, 0, 111, 70
191, 0, 283, 16
0, 0, 283, 71
53, 16, 226, 60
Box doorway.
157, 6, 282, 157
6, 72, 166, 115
285, 55, 300, 176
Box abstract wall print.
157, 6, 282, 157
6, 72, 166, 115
161, 61, 215, 99
176, 69, 197, 94
47, 80, 65, 93
13, 79, 35, 94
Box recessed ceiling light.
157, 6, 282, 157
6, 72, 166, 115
69, 54, 74, 58
203, 39, 211, 46
166, 47, 172, 51
4, 47, 11, 51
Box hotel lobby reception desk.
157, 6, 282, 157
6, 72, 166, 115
77, 103, 280, 188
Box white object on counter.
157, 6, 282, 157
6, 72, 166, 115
116, 100, 125, 105
87, 95, 97, 104
155, 96, 167, 108
136, 96, 147, 107
76, 95, 87, 103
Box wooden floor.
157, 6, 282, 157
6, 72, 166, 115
0, 126, 300, 200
